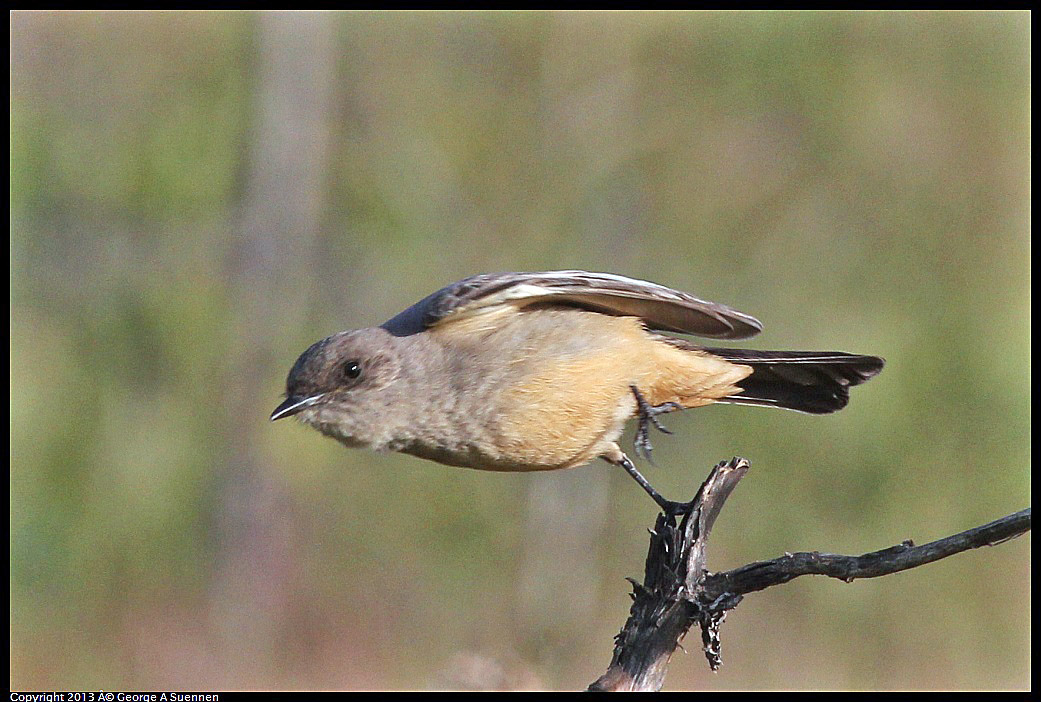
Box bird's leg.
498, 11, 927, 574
630, 385, 683, 463
604, 447, 693, 516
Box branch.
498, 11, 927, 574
701, 508, 1031, 599
588, 458, 1031, 693
588, 457, 749, 692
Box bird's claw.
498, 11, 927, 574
658, 498, 696, 517
631, 385, 682, 463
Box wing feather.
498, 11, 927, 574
382, 271, 762, 340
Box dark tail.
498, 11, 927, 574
703, 348, 885, 414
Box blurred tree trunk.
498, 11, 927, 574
516, 13, 647, 664
212, 11, 336, 684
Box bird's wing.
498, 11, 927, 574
381, 270, 762, 340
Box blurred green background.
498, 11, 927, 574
10, 10, 1029, 692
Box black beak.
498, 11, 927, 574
270, 394, 325, 421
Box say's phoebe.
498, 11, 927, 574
271, 271, 884, 512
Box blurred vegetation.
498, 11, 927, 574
11, 10, 1029, 691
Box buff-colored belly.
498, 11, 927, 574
485, 316, 751, 471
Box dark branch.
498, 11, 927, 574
588, 457, 749, 692
588, 458, 1031, 693
701, 508, 1031, 599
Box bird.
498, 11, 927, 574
271, 271, 884, 513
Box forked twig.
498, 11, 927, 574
588, 458, 1030, 692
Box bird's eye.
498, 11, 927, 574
343, 360, 362, 380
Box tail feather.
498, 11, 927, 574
702, 348, 885, 414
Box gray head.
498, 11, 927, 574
270, 327, 404, 448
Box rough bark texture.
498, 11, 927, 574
589, 457, 1030, 692
589, 457, 749, 692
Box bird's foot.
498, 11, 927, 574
631, 385, 683, 463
